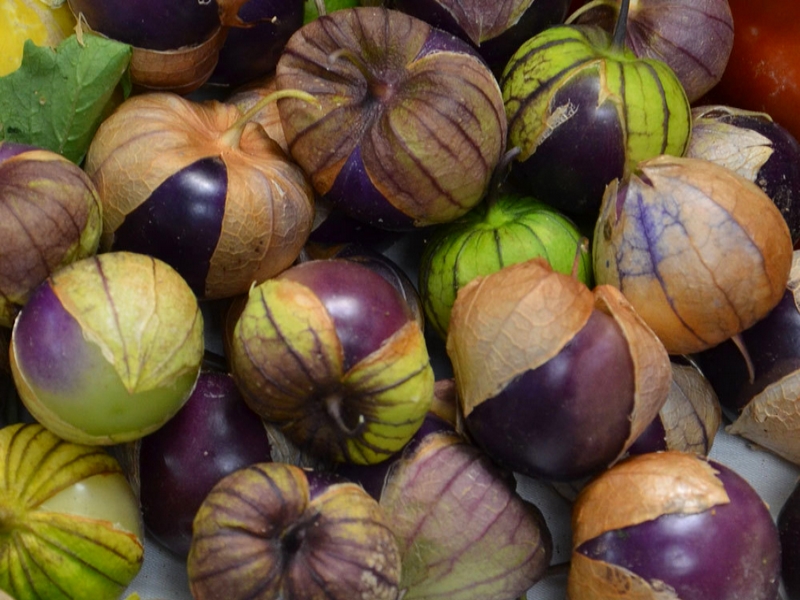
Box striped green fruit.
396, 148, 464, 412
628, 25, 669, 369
0, 423, 144, 600
419, 193, 592, 339
500, 23, 691, 218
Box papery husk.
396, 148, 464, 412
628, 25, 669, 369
568, 554, 681, 600
85, 92, 315, 299
446, 258, 594, 417
128, 26, 227, 94
661, 361, 721, 455
276, 7, 507, 227
687, 106, 775, 181
571, 451, 729, 548
0, 423, 143, 600
592, 285, 671, 458
726, 373, 800, 466
0, 148, 102, 328
188, 462, 401, 600
725, 254, 800, 465
593, 155, 793, 355
231, 277, 434, 464
409, 0, 535, 46
48, 252, 204, 396
568, 451, 732, 599
380, 431, 551, 600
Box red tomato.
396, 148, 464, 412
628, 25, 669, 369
704, 1, 800, 142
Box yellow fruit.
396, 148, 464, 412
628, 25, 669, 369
0, 0, 76, 76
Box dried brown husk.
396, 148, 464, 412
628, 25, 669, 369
592, 285, 671, 457
571, 451, 729, 547
275, 7, 507, 226
128, 26, 227, 95
446, 258, 594, 417
726, 253, 800, 465
686, 105, 774, 181
568, 554, 681, 600
593, 155, 793, 355
568, 451, 731, 599
661, 361, 721, 455
85, 92, 315, 299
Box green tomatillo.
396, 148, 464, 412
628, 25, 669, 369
0, 423, 144, 600
500, 0, 691, 219
419, 189, 592, 338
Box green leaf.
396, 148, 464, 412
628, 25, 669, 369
0, 32, 131, 164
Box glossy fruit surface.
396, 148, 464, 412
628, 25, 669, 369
570, 452, 782, 600
139, 371, 274, 557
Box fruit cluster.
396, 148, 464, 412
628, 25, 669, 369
2, 1, 800, 600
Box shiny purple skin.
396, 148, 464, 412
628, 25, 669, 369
692, 287, 800, 419
277, 259, 413, 371
209, 0, 304, 87
307, 207, 404, 251
779, 479, 800, 600
139, 371, 273, 558
323, 147, 415, 231
508, 71, 627, 218
464, 309, 635, 482
67, 0, 221, 50
12, 281, 88, 396
310, 243, 424, 330
625, 415, 667, 455
110, 156, 228, 298
389, 0, 570, 73
577, 460, 782, 600
0, 142, 38, 163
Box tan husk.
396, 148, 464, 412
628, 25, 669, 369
85, 92, 315, 299
687, 105, 775, 181
568, 554, 680, 600
571, 451, 729, 547
446, 258, 594, 417
661, 361, 721, 455
592, 285, 671, 456
725, 251, 800, 465
593, 155, 793, 355
128, 26, 227, 94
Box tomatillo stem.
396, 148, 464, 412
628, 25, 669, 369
219, 89, 321, 148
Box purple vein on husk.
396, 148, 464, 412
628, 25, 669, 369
306, 540, 398, 587
401, 451, 485, 549
90, 256, 131, 383
630, 19, 716, 76
249, 290, 337, 392
623, 191, 709, 345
